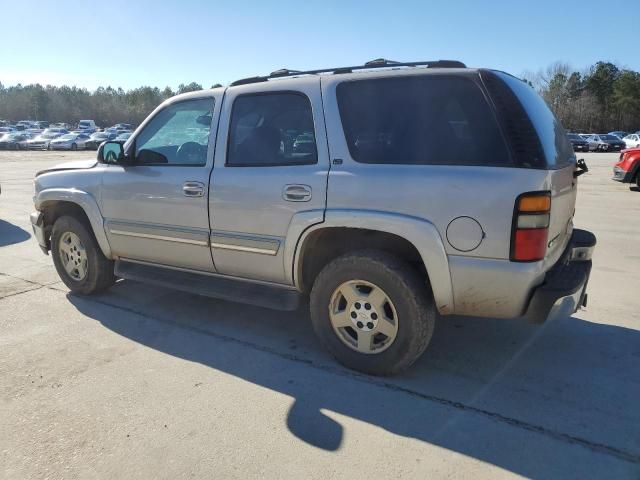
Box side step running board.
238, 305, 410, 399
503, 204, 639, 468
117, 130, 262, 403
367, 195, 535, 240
115, 261, 302, 311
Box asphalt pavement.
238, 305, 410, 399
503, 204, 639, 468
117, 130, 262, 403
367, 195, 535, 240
0, 150, 638, 479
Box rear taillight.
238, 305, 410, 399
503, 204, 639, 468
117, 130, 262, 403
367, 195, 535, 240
511, 192, 551, 262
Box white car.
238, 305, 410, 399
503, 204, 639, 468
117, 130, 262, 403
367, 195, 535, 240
622, 133, 640, 149
49, 133, 91, 150
77, 120, 97, 133
24, 131, 64, 150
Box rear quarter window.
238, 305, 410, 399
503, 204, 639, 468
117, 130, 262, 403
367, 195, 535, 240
494, 72, 574, 168
336, 75, 511, 166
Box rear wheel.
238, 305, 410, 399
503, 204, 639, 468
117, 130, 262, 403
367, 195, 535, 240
51, 216, 115, 294
71, 143, 77, 151
310, 250, 435, 376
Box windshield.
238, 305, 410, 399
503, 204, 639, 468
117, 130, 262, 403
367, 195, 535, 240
567, 134, 581, 140
59, 134, 75, 140
601, 135, 619, 141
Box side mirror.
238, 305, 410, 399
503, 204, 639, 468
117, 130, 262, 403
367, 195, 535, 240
98, 141, 127, 164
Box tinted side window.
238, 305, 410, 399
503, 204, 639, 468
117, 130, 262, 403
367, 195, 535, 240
135, 98, 214, 166
227, 92, 317, 167
336, 75, 510, 166
496, 72, 574, 168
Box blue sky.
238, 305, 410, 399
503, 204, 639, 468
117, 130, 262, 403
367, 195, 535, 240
0, 0, 636, 90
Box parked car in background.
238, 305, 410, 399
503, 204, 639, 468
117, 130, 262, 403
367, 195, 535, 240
85, 131, 117, 150
16, 120, 35, 130
34, 121, 50, 129
45, 127, 69, 136
114, 132, 131, 142
613, 147, 640, 188
18, 132, 37, 149
292, 132, 316, 154
599, 134, 626, 151
584, 134, 625, 151
567, 133, 589, 152
0, 127, 15, 134
0, 132, 31, 149
608, 131, 628, 139
112, 123, 132, 130
49, 133, 90, 150
50, 123, 71, 130
583, 134, 607, 151
622, 134, 640, 148
77, 120, 97, 133
24, 130, 65, 150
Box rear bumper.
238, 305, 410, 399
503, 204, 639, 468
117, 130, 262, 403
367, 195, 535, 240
524, 229, 596, 324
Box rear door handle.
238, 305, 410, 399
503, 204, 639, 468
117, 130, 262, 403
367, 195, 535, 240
183, 181, 205, 197
283, 184, 312, 202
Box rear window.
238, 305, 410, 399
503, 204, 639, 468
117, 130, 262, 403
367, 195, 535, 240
495, 72, 574, 168
336, 75, 511, 166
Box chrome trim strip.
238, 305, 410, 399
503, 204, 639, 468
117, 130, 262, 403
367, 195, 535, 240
109, 229, 209, 246
210, 242, 278, 255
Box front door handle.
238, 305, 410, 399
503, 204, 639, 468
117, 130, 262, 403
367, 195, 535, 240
183, 181, 205, 197
283, 184, 312, 202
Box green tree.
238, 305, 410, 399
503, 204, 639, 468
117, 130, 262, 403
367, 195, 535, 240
177, 82, 203, 94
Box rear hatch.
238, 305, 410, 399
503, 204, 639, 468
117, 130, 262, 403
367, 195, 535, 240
481, 70, 578, 266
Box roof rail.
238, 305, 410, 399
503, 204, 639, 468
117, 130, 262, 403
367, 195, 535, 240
230, 59, 466, 86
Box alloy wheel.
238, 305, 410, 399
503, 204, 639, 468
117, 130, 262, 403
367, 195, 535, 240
329, 280, 399, 354
58, 231, 88, 281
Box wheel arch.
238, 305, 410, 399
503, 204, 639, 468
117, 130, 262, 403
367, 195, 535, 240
290, 210, 454, 314
36, 188, 112, 258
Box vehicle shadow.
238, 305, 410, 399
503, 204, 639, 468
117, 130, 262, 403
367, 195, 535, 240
0, 220, 31, 246
68, 283, 640, 478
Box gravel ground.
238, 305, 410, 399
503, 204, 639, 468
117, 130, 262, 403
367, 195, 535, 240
0, 150, 638, 479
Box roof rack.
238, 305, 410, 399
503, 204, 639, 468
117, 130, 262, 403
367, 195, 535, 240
230, 58, 466, 86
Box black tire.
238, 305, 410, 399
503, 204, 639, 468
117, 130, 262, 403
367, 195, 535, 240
310, 250, 436, 376
71, 143, 77, 151
51, 215, 115, 294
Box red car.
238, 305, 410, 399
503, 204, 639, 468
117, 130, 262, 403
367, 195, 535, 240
613, 148, 640, 187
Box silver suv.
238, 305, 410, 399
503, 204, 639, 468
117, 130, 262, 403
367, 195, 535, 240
30, 59, 595, 375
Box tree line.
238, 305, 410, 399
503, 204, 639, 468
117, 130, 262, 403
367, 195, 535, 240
0, 81, 222, 128
2, 61, 639, 133
524, 61, 640, 133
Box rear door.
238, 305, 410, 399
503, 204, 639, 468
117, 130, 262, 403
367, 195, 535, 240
209, 77, 329, 284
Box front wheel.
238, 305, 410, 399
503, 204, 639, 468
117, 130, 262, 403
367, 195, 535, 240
51, 215, 115, 294
310, 250, 436, 376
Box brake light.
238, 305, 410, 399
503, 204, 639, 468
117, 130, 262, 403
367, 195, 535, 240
511, 192, 551, 262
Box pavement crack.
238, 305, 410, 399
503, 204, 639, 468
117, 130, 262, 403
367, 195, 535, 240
0, 272, 62, 300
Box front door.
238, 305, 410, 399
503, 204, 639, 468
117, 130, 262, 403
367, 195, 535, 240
101, 94, 221, 272
209, 77, 329, 284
